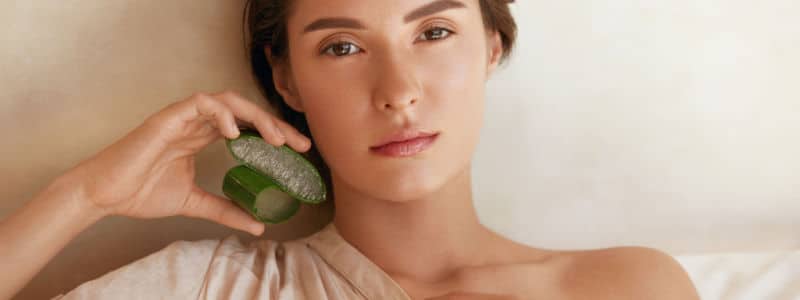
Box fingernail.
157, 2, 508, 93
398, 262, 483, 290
250, 223, 263, 236
275, 128, 286, 140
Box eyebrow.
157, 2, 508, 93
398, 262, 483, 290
302, 0, 467, 34
404, 0, 466, 23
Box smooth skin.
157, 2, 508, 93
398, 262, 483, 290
0, 91, 311, 300
268, 0, 701, 299
0, 0, 701, 299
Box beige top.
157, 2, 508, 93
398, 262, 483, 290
52, 223, 412, 299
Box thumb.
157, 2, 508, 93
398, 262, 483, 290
180, 185, 265, 236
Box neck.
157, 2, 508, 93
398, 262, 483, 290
331, 164, 496, 282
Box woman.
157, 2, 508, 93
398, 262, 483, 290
0, 0, 700, 299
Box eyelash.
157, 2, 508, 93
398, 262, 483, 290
320, 25, 456, 57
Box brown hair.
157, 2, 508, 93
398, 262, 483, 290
243, 0, 517, 200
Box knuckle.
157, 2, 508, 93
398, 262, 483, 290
220, 90, 240, 98
195, 96, 222, 113
269, 119, 284, 132
184, 192, 205, 212
276, 120, 303, 137
188, 92, 208, 102
217, 90, 245, 106
190, 94, 219, 112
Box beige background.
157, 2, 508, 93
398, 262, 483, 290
1, 0, 798, 299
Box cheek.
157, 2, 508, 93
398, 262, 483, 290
290, 61, 370, 161
422, 45, 482, 88
419, 33, 489, 104
419, 35, 488, 136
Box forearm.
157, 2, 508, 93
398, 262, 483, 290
0, 173, 106, 300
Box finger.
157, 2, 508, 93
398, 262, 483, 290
183, 116, 219, 140
192, 94, 241, 140
213, 91, 284, 145
211, 91, 287, 146
164, 92, 239, 140
273, 118, 312, 153
180, 126, 224, 151
180, 185, 265, 236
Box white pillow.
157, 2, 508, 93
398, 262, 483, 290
676, 249, 800, 299
474, 0, 800, 254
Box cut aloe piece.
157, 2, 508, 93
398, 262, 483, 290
225, 128, 327, 204
223, 165, 300, 224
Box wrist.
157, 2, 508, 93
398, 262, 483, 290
41, 171, 109, 225
0, 170, 108, 299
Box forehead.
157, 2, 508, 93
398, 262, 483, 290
285, 0, 479, 34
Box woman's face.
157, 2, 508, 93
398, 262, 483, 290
273, 0, 503, 202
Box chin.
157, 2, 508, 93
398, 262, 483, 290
364, 169, 447, 203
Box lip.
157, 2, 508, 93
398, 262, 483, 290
371, 129, 439, 148
370, 129, 440, 157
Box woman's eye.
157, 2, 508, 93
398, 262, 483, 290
322, 42, 361, 57
418, 27, 453, 41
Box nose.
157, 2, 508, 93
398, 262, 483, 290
371, 52, 421, 113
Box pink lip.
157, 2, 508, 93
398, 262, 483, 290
371, 129, 438, 148
370, 130, 440, 157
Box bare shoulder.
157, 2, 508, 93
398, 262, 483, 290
556, 246, 700, 300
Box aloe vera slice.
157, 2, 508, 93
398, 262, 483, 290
222, 165, 300, 223
225, 128, 327, 204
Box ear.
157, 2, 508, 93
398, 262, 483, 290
265, 48, 304, 112
485, 30, 504, 79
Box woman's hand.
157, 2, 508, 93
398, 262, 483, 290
1, 91, 310, 299
66, 91, 311, 236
